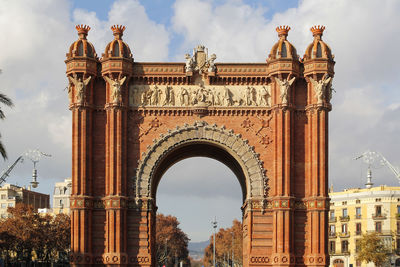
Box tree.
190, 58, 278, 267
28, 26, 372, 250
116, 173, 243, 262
356, 232, 390, 267
204, 219, 243, 267
0, 203, 71, 264
0, 69, 14, 160
156, 213, 190, 267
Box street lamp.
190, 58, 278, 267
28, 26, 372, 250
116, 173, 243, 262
211, 217, 217, 267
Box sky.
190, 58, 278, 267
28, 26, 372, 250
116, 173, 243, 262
0, 0, 400, 242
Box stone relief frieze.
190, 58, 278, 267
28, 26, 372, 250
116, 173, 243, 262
129, 84, 272, 108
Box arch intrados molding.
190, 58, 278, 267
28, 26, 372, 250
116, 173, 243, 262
134, 121, 268, 200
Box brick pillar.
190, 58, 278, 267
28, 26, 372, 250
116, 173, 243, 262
69, 75, 94, 266
103, 78, 129, 266
271, 99, 296, 267
304, 105, 329, 267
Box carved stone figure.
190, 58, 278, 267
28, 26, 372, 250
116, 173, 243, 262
206, 88, 215, 105
208, 54, 217, 72
244, 86, 257, 106
162, 86, 174, 106
185, 54, 194, 72
195, 85, 208, 105
178, 87, 189, 106
68, 75, 91, 104
258, 85, 271, 107
310, 74, 332, 104
222, 86, 233, 106
215, 91, 222, 106
104, 76, 126, 104
150, 85, 162, 106
275, 77, 296, 104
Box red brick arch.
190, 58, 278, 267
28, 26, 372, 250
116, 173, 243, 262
135, 121, 267, 201
66, 25, 334, 266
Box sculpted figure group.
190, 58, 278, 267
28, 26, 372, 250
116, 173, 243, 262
68, 74, 333, 107
130, 84, 273, 108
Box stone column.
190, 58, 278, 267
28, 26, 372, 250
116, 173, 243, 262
271, 80, 296, 267
103, 75, 129, 266
69, 75, 94, 266
303, 74, 331, 267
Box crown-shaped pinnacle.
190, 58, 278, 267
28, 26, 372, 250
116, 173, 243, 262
276, 25, 291, 39
111, 25, 126, 39
310, 25, 325, 38
75, 24, 91, 39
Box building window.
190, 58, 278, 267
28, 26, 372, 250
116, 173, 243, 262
0, 214, 6, 218
329, 241, 336, 254
376, 221, 382, 233
342, 201, 347, 205
356, 223, 362, 235
341, 240, 349, 253
375, 205, 382, 216
330, 210, 335, 219
0, 195, 5, 199
330, 225, 336, 235
342, 208, 348, 217
397, 221, 400, 234
1, 203, 6, 208
342, 224, 347, 234
397, 205, 400, 215
355, 207, 361, 218
7, 203, 13, 207
356, 199, 361, 204
376, 198, 381, 202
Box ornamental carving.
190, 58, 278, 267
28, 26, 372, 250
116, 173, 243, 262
129, 84, 272, 108
104, 76, 127, 104
134, 121, 268, 199
309, 74, 332, 104
68, 74, 91, 104
240, 115, 273, 148
185, 45, 216, 74
274, 76, 295, 104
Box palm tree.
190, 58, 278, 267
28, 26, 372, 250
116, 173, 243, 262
0, 74, 14, 159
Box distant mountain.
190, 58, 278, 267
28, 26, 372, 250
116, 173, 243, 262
188, 240, 209, 260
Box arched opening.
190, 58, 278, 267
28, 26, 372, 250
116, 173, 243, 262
151, 143, 246, 266
152, 142, 247, 201
157, 157, 243, 264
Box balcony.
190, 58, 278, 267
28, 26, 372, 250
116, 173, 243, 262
339, 216, 350, 222
338, 232, 350, 238
329, 232, 337, 238
372, 213, 387, 220
355, 214, 361, 219
355, 231, 362, 236
329, 217, 337, 223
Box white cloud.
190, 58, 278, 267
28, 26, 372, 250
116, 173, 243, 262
171, 0, 400, 190
73, 0, 170, 61
0, 0, 170, 197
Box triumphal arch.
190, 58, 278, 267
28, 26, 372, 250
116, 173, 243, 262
66, 24, 335, 266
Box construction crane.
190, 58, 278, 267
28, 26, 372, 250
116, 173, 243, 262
0, 149, 51, 188
0, 156, 24, 186
355, 150, 400, 185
